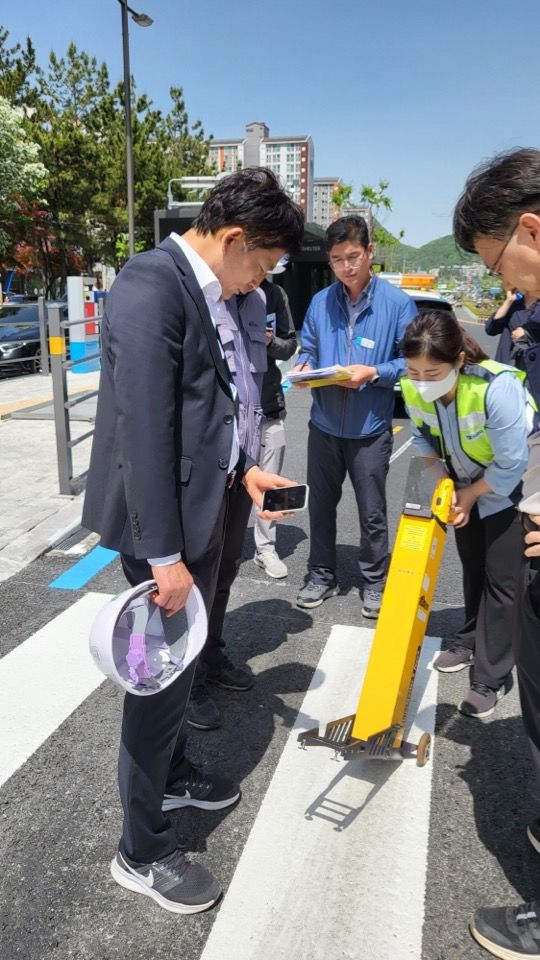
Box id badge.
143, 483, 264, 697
354, 335, 375, 349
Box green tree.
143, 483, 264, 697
332, 182, 353, 210
359, 180, 405, 267
0, 26, 37, 106
1, 34, 214, 286
0, 97, 47, 255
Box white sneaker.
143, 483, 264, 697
254, 552, 288, 579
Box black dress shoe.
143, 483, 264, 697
206, 655, 254, 692
186, 684, 221, 730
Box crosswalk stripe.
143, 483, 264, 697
0, 592, 112, 788
201, 625, 440, 960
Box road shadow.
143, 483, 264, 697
427, 606, 467, 644
241, 522, 308, 563
436, 702, 539, 900
303, 756, 402, 831
174, 658, 324, 851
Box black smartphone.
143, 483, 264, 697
261, 484, 309, 514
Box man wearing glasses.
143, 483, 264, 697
454, 147, 540, 959
292, 215, 417, 616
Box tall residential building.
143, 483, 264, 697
208, 121, 315, 220
340, 204, 373, 236
312, 177, 342, 229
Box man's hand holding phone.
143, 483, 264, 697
243, 465, 305, 520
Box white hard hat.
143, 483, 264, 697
89, 580, 207, 696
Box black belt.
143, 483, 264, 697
226, 470, 237, 489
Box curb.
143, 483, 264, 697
0, 494, 84, 585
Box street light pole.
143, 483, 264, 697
117, 1, 153, 259
120, 0, 136, 258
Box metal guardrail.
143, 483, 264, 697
48, 302, 102, 495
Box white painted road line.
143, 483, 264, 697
0, 592, 112, 788
390, 434, 413, 463
201, 625, 440, 960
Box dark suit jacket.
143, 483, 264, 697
82, 238, 253, 564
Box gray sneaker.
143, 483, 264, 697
111, 848, 221, 914
296, 580, 338, 609
434, 643, 474, 673
254, 551, 288, 579
458, 680, 507, 719
361, 589, 383, 620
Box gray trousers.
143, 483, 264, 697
306, 422, 392, 591
254, 417, 286, 556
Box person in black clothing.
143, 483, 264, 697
253, 267, 298, 578
485, 288, 540, 365
454, 146, 540, 958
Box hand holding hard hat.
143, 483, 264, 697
89, 580, 207, 696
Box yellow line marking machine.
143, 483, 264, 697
298, 458, 454, 767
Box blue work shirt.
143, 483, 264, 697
411, 371, 530, 518
297, 275, 417, 439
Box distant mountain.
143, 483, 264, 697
377, 232, 481, 271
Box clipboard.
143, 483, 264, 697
285, 365, 352, 388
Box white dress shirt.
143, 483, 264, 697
148, 233, 240, 566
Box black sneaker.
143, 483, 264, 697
207, 655, 254, 691
186, 683, 221, 730
111, 848, 221, 914
459, 676, 512, 719
296, 580, 338, 609
162, 762, 241, 812
527, 819, 540, 855
470, 901, 540, 957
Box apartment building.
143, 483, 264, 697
208, 121, 315, 220
312, 177, 342, 229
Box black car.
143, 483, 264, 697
0, 302, 67, 376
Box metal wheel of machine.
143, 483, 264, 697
416, 732, 431, 767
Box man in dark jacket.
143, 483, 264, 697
253, 265, 298, 578
454, 147, 540, 958
485, 288, 540, 366
82, 168, 304, 914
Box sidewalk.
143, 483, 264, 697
0, 370, 99, 583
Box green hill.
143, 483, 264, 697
378, 233, 480, 271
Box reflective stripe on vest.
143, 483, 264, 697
401, 359, 531, 467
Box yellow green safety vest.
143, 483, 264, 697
400, 359, 535, 466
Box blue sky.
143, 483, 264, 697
3, 0, 538, 246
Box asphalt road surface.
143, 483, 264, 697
2, 316, 536, 960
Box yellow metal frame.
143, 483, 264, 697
351, 476, 454, 745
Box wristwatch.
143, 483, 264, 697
371, 370, 380, 383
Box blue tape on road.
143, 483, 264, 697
49, 545, 119, 590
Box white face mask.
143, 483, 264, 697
415, 366, 458, 402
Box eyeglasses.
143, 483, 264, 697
487, 226, 517, 278
329, 253, 365, 269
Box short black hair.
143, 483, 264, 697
325, 215, 370, 252
454, 148, 540, 252
193, 167, 304, 255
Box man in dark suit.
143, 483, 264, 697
83, 168, 304, 914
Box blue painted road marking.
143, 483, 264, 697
49, 545, 118, 590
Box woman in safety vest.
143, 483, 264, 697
401, 310, 533, 719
